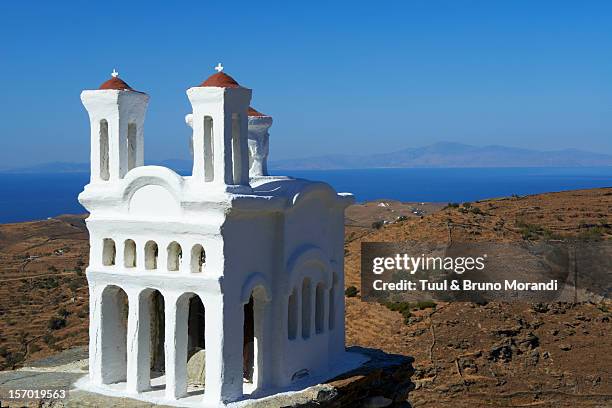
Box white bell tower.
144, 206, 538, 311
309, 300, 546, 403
81, 70, 149, 184
186, 64, 252, 191
247, 107, 273, 177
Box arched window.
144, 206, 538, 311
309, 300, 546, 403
231, 113, 242, 184
203, 116, 214, 182
190, 244, 205, 273
144, 241, 158, 270
99, 120, 109, 181
102, 238, 116, 266
127, 123, 137, 171
315, 283, 325, 334
301, 278, 311, 339
167, 241, 182, 271
124, 239, 136, 268
287, 288, 298, 340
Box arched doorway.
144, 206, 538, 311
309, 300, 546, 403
243, 286, 268, 394
174, 293, 206, 396
148, 290, 165, 388
100, 285, 128, 384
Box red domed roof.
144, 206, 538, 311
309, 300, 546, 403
199, 72, 241, 88
99, 77, 133, 90
248, 106, 270, 117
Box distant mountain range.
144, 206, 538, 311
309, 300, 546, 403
3, 143, 612, 173
270, 142, 612, 170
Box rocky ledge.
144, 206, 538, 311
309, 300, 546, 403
0, 346, 414, 408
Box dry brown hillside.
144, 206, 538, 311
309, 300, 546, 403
345, 188, 612, 407
0, 188, 610, 407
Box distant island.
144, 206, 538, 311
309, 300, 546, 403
3, 142, 612, 173
270, 142, 612, 170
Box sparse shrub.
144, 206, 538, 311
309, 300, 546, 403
414, 300, 437, 310
29, 343, 41, 353
462, 202, 472, 208
516, 220, 557, 240
384, 301, 436, 324
58, 307, 70, 318
577, 226, 605, 241
68, 280, 80, 293
470, 207, 483, 215
396, 215, 408, 222
345, 286, 359, 297
446, 203, 460, 209
384, 302, 413, 324
371, 220, 385, 229
0, 347, 8, 357
48, 265, 58, 273
43, 334, 56, 346
48, 316, 67, 330
5, 351, 25, 367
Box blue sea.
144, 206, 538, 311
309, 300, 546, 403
0, 167, 610, 224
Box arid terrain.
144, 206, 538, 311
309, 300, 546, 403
0, 188, 610, 407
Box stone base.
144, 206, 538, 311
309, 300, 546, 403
0, 347, 414, 408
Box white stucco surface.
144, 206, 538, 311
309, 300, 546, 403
76, 70, 362, 407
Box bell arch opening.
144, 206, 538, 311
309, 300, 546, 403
99, 119, 109, 181
127, 123, 137, 171
203, 116, 214, 182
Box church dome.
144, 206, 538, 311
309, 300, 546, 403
99, 76, 133, 90
248, 106, 270, 117
199, 72, 241, 88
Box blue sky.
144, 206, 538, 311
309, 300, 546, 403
1, 1, 611, 167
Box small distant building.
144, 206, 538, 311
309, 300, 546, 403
77, 67, 363, 406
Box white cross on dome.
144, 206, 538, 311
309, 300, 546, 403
214, 63, 223, 73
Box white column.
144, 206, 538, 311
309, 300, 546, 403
126, 288, 151, 393
191, 114, 205, 181
322, 286, 329, 335
310, 284, 316, 337
203, 293, 243, 404
295, 289, 302, 340
158, 241, 169, 272
180, 242, 191, 274
136, 241, 146, 271
220, 115, 233, 186
253, 298, 271, 390
164, 292, 188, 400
89, 283, 104, 385
115, 238, 126, 270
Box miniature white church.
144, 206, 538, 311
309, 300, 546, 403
76, 66, 364, 406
